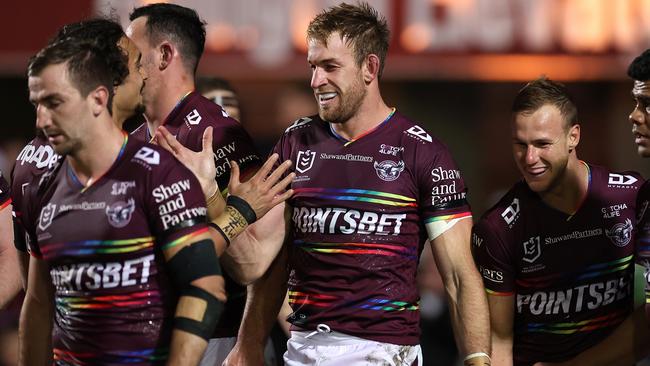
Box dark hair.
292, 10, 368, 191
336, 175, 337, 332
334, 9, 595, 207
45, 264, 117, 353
28, 19, 128, 113
628, 49, 650, 81
307, 2, 390, 78
196, 76, 236, 96
512, 77, 578, 128
130, 3, 206, 74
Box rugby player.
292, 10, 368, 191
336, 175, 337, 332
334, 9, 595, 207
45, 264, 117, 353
125, 4, 285, 365
197, 77, 241, 122
472, 77, 642, 366
19, 21, 292, 366
11, 18, 145, 286
224, 2, 490, 365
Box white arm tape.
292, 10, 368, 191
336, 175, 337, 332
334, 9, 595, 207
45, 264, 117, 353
425, 215, 472, 241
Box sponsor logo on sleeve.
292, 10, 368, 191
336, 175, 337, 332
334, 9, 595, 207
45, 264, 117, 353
16, 143, 60, 169
106, 198, 136, 228
404, 125, 432, 143
379, 144, 405, 156
133, 147, 160, 167
501, 198, 520, 227
605, 218, 633, 247
430, 166, 464, 205
296, 150, 316, 174
608, 173, 638, 189
38, 203, 57, 231
472, 232, 483, 247
185, 109, 202, 125
374, 160, 405, 181
479, 265, 504, 283
153, 179, 206, 230
522, 236, 541, 263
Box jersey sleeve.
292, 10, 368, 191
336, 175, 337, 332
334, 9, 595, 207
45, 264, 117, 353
472, 218, 516, 296
210, 123, 262, 190
636, 181, 650, 306
416, 142, 471, 234
145, 150, 209, 247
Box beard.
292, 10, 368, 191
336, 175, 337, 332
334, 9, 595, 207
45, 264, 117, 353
319, 75, 366, 124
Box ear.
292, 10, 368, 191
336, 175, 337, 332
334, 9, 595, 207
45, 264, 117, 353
568, 123, 580, 152
363, 54, 380, 84
159, 42, 174, 71
88, 86, 110, 117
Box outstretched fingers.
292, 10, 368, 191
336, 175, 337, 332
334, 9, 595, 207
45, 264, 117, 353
155, 126, 183, 156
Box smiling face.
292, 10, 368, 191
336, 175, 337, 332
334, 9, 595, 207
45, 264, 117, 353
512, 104, 579, 194
630, 80, 650, 158
307, 32, 366, 124
29, 62, 90, 155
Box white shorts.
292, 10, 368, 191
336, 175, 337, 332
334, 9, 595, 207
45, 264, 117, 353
284, 328, 422, 366
198, 336, 279, 366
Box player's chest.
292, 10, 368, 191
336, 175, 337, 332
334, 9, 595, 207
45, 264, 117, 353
513, 201, 636, 275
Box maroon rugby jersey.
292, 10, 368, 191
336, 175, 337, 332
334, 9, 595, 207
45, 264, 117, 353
132, 91, 263, 338
472, 164, 642, 365
272, 111, 471, 345
12, 134, 60, 251
635, 181, 650, 322
28, 135, 208, 365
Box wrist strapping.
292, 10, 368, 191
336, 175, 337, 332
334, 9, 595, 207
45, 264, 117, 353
463, 352, 491, 366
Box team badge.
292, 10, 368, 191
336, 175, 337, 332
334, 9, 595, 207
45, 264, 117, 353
522, 236, 541, 263
296, 150, 316, 173
606, 218, 633, 247
374, 160, 405, 182
38, 203, 57, 231
106, 198, 136, 228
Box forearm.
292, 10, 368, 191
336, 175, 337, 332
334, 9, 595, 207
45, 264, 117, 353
237, 247, 288, 348
0, 249, 21, 308
19, 292, 53, 365
166, 330, 208, 366
446, 269, 491, 362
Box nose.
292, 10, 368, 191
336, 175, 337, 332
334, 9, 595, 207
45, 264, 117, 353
310, 67, 326, 90
525, 145, 538, 165
629, 105, 643, 126
35, 104, 51, 130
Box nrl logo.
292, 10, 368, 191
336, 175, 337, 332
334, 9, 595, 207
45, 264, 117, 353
374, 160, 405, 182
522, 236, 541, 263
296, 150, 316, 174
38, 203, 57, 231
606, 218, 633, 247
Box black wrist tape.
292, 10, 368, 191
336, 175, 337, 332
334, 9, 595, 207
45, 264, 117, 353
226, 195, 257, 224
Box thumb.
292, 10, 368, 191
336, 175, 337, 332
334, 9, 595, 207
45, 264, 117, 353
228, 160, 240, 190
202, 126, 213, 155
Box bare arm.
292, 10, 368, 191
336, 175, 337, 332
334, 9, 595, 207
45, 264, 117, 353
19, 255, 54, 366
486, 294, 514, 366
430, 218, 491, 365
0, 205, 20, 307
224, 245, 289, 366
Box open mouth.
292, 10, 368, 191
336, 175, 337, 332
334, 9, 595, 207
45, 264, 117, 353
317, 92, 337, 105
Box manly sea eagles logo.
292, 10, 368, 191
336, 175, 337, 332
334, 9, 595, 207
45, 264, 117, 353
106, 198, 136, 228
606, 218, 633, 247
374, 160, 405, 182
38, 203, 57, 231
522, 236, 541, 263
296, 150, 316, 174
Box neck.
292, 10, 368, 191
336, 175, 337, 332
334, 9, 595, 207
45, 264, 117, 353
539, 156, 588, 214
68, 122, 125, 186
330, 90, 392, 141
146, 71, 194, 132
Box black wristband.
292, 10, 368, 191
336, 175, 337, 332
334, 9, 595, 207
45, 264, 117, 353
226, 195, 257, 224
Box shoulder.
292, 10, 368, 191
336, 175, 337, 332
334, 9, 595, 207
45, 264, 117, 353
125, 140, 184, 174
588, 163, 644, 200
476, 182, 529, 233
14, 136, 60, 178
185, 93, 238, 130
392, 113, 452, 155
282, 114, 323, 135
